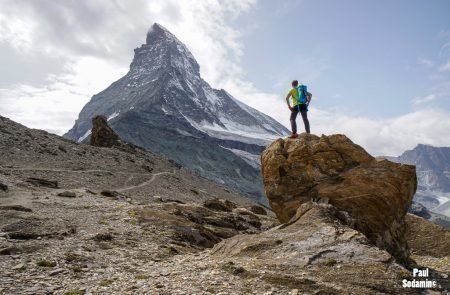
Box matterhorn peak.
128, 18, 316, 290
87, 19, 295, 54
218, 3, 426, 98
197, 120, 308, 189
65, 24, 289, 203
146, 23, 178, 44
129, 23, 200, 75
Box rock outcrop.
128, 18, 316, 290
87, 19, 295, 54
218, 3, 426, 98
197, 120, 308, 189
89, 115, 120, 147
261, 134, 417, 263
212, 202, 431, 294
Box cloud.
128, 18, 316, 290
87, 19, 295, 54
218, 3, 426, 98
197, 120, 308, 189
0, 0, 256, 134
438, 60, 450, 72
439, 42, 450, 58
0, 0, 449, 158
418, 57, 434, 67
310, 108, 450, 156
412, 94, 436, 106
274, 0, 304, 16
225, 85, 450, 156
0, 57, 127, 134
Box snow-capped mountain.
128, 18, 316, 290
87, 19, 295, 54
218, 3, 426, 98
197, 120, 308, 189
390, 144, 450, 220
64, 23, 289, 202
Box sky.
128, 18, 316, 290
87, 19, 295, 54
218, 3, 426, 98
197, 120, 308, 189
0, 0, 449, 156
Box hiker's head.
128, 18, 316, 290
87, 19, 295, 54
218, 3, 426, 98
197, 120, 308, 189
292, 80, 298, 87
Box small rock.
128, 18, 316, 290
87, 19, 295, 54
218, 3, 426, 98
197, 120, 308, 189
0, 205, 32, 212
57, 191, 76, 198
92, 232, 113, 241
153, 196, 163, 202
203, 199, 231, 212
0, 180, 8, 191
58, 145, 67, 153
224, 200, 237, 209
291, 289, 299, 295
100, 190, 121, 198
49, 268, 65, 276
26, 287, 41, 293
249, 205, 267, 216
26, 178, 58, 188
166, 199, 185, 204
0, 247, 17, 255
12, 263, 25, 270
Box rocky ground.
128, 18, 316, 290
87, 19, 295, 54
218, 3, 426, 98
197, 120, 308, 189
0, 116, 279, 294
1, 116, 449, 294
0, 184, 280, 295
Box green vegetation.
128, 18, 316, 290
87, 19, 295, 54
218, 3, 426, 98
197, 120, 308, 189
98, 279, 114, 287
127, 210, 138, 217
65, 289, 85, 295
36, 260, 56, 268
135, 274, 149, 280
321, 258, 337, 267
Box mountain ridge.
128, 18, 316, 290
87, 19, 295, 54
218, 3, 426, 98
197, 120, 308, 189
389, 143, 450, 224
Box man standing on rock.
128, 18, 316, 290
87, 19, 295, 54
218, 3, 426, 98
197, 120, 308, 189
285, 80, 312, 138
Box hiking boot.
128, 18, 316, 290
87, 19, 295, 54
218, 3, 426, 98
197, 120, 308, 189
288, 133, 298, 139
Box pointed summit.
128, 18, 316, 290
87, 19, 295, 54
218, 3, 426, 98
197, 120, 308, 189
130, 23, 199, 75
146, 23, 177, 44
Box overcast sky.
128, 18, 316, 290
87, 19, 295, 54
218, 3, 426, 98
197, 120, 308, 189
0, 0, 449, 156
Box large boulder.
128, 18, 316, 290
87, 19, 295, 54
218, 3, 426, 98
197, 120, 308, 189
261, 134, 417, 263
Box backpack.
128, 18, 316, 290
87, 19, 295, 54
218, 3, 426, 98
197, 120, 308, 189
297, 85, 307, 104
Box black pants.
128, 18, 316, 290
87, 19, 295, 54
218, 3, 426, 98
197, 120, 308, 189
290, 104, 310, 134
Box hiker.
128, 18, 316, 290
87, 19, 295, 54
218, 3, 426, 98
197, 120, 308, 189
285, 80, 312, 138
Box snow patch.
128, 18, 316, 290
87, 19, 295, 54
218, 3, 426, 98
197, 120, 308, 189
204, 87, 220, 105
107, 112, 120, 121
203, 117, 280, 142
78, 129, 91, 143
220, 146, 261, 169
175, 128, 199, 138
179, 112, 278, 146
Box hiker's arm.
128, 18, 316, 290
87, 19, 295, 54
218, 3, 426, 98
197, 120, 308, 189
285, 93, 293, 110
307, 92, 312, 105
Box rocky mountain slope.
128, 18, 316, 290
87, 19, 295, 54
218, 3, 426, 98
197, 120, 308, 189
1, 117, 449, 294
64, 23, 289, 203
0, 115, 278, 294
389, 144, 450, 225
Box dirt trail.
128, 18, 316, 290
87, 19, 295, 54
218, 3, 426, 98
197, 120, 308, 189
117, 171, 174, 192
0, 165, 175, 193
0, 166, 150, 175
